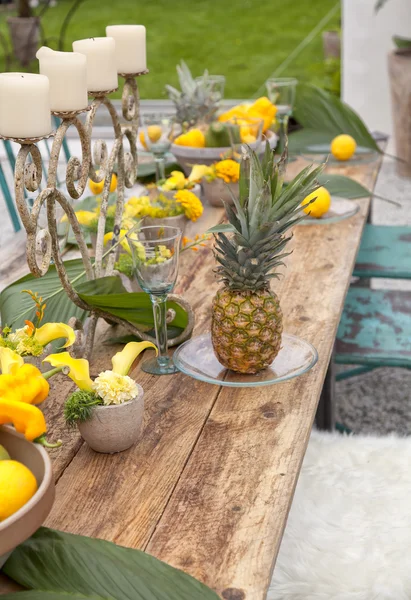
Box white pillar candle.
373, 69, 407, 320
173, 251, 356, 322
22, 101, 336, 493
36, 47, 88, 112
106, 25, 146, 74
0, 73, 52, 139
72, 37, 118, 92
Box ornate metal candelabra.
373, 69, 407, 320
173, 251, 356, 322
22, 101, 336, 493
5, 72, 194, 358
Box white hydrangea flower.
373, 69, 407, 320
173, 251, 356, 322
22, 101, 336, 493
92, 370, 139, 406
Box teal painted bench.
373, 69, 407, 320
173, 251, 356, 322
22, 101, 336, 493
354, 224, 411, 280
336, 288, 411, 380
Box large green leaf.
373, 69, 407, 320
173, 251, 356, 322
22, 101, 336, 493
3, 527, 219, 600
78, 287, 189, 330
317, 174, 371, 199
0, 261, 188, 335
0, 259, 88, 328
291, 83, 380, 153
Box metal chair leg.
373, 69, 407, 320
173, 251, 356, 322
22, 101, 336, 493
315, 349, 336, 431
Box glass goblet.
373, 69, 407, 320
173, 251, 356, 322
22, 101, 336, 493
126, 225, 182, 375
195, 74, 226, 104
265, 77, 298, 153
225, 115, 264, 159
140, 113, 176, 182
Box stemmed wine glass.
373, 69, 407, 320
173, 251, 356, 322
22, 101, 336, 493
126, 225, 182, 375
225, 115, 264, 158
195, 74, 226, 104
265, 77, 297, 153
140, 113, 176, 182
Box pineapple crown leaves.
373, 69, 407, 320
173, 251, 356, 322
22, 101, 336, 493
165, 60, 219, 127
207, 140, 325, 290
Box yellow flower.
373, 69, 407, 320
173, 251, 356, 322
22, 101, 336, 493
61, 210, 97, 226
43, 352, 93, 391
174, 190, 203, 222
0, 348, 24, 374
218, 104, 249, 122
34, 323, 76, 349
214, 159, 240, 183
44, 341, 157, 400
124, 196, 151, 218
219, 97, 276, 133
161, 171, 187, 191
104, 229, 132, 254
111, 341, 158, 375
247, 96, 277, 132
92, 371, 139, 405
174, 129, 206, 148
4, 323, 75, 358
188, 164, 213, 183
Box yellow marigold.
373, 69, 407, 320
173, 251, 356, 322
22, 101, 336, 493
174, 190, 203, 222
214, 159, 240, 183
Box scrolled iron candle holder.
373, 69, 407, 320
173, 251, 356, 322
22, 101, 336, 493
6, 72, 194, 358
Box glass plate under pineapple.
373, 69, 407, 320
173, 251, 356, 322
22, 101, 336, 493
301, 144, 379, 166
300, 196, 359, 225
173, 332, 318, 387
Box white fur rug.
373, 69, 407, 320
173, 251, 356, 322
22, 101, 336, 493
268, 430, 411, 600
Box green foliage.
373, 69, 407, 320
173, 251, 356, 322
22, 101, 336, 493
3, 527, 220, 599
0, 0, 340, 98
115, 254, 134, 279
293, 83, 380, 151
0, 259, 188, 339
64, 390, 102, 427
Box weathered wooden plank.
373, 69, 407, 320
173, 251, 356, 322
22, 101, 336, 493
43, 205, 226, 543
145, 156, 384, 599
0, 155, 383, 597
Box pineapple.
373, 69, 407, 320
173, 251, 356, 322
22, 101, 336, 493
166, 61, 221, 128
209, 141, 323, 374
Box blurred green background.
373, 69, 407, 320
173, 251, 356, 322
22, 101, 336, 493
0, 0, 340, 98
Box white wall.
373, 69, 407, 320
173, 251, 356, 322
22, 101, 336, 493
343, 0, 411, 135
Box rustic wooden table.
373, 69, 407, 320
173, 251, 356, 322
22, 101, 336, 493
0, 155, 383, 599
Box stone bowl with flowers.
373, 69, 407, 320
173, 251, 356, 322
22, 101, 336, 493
121, 190, 204, 237
192, 159, 240, 207
157, 170, 202, 202
44, 341, 157, 454
170, 97, 278, 175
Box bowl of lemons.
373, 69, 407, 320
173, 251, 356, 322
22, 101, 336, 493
0, 425, 55, 567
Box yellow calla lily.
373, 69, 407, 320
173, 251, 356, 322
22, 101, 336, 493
104, 230, 131, 254
0, 347, 24, 374
43, 352, 93, 391
34, 323, 76, 349
61, 210, 97, 226
111, 341, 158, 376
162, 171, 186, 191
188, 164, 213, 182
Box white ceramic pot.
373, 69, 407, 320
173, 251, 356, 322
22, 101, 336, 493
202, 179, 239, 207
77, 385, 144, 454
157, 183, 202, 201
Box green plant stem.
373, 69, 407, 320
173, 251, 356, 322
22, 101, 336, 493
42, 366, 64, 380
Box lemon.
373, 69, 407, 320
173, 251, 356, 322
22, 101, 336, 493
139, 125, 162, 149
330, 134, 357, 161
303, 186, 331, 219
88, 172, 117, 195
0, 460, 38, 521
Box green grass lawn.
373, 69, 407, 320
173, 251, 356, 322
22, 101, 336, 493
0, 0, 340, 99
